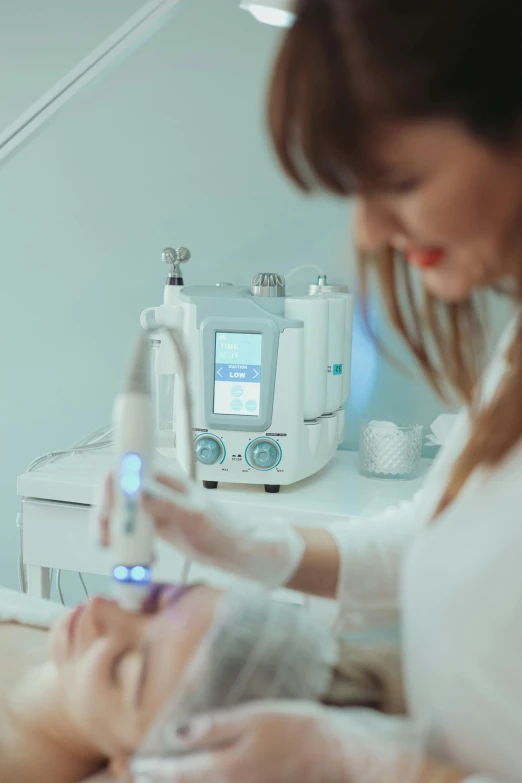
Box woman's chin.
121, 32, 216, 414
421, 268, 475, 303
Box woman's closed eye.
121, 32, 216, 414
359, 166, 425, 196
384, 176, 422, 194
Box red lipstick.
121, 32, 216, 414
405, 248, 445, 269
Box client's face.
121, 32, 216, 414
50, 584, 221, 758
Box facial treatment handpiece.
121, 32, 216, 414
111, 333, 155, 612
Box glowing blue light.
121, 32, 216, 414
120, 452, 143, 496
121, 474, 141, 495
122, 453, 142, 473
113, 565, 151, 584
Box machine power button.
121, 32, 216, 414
247, 439, 281, 471
195, 436, 223, 465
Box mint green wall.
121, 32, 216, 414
0, 0, 447, 595
0, 0, 146, 131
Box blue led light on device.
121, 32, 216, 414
120, 452, 143, 496
113, 564, 151, 584
131, 565, 147, 581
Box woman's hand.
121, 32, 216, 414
93, 472, 305, 590
131, 701, 427, 783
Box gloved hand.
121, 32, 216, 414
94, 473, 306, 590
131, 700, 425, 783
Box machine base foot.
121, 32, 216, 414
264, 484, 281, 494
203, 481, 218, 490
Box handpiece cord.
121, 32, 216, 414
147, 326, 196, 585
285, 264, 325, 284
147, 326, 196, 483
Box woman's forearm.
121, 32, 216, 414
286, 528, 340, 598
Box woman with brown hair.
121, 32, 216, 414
97, 0, 522, 780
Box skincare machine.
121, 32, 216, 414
142, 250, 354, 493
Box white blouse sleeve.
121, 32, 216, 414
328, 491, 427, 631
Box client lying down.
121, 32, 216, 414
0, 584, 404, 782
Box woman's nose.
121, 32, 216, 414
354, 196, 400, 252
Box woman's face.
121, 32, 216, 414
50, 585, 221, 759
354, 120, 522, 301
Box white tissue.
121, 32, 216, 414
369, 420, 399, 435
425, 414, 458, 447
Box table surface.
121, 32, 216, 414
18, 448, 431, 518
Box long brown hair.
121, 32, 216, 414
267, 0, 522, 511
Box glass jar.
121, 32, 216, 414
359, 421, 423, 480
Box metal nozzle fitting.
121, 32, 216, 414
251, 272, 286, 297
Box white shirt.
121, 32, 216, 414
330, 320, 520, 782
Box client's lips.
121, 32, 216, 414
142, 583, 199, 614
404, 247, 446, 269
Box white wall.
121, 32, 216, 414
0, 0, 447, 597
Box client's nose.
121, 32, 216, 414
89, 595, 144, 638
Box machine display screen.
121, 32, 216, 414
214, 332, 262, 416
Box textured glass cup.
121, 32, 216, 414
359, 421, 423, 480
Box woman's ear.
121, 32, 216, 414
109, 754, 131, 781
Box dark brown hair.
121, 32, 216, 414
268, 0, 522, 511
